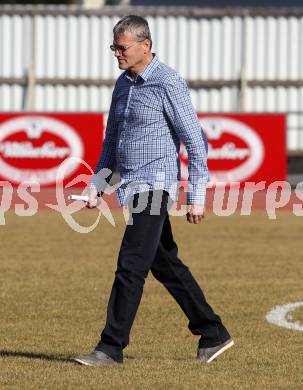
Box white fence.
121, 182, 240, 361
0, 6, 303, 150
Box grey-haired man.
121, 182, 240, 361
74, 15, 233, 366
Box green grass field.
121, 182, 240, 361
0, 210, 302, 389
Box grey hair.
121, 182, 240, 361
113, 15, 152, 50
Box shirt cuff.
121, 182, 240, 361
186, 190, 206, 206
186, 180, 207, 205
89, 168, 113, 193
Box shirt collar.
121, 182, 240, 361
124, 54, 159, 82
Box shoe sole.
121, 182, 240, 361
73, 357, 119, 366
207, 339, 234, 363
73, 357, 93, 366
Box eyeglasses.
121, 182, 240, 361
110, 41, 141, 54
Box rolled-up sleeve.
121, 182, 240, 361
163, 75, 209, 205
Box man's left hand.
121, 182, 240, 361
186, 204, 205, 224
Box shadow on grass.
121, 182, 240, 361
0, 350, 74, 363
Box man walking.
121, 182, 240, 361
74, 15, 233, 366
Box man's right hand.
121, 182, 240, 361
83, 186, 99, 209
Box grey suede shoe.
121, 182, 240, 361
197, 338, 234, 363
73, 350, 121, 366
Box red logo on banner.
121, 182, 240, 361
179, 114, 286, 186
0, 113, 103, 186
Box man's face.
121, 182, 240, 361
112, 31, 149, 72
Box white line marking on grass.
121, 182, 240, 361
266, 302, 303, 331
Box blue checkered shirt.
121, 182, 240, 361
91, 54, 209, 206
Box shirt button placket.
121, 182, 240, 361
124, 82, 134, 130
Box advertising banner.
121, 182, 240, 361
179, 114, 287, 186
0, 113, 104, 187
0, 113, 286, 190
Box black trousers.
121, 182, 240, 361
97, 191, 230, 362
